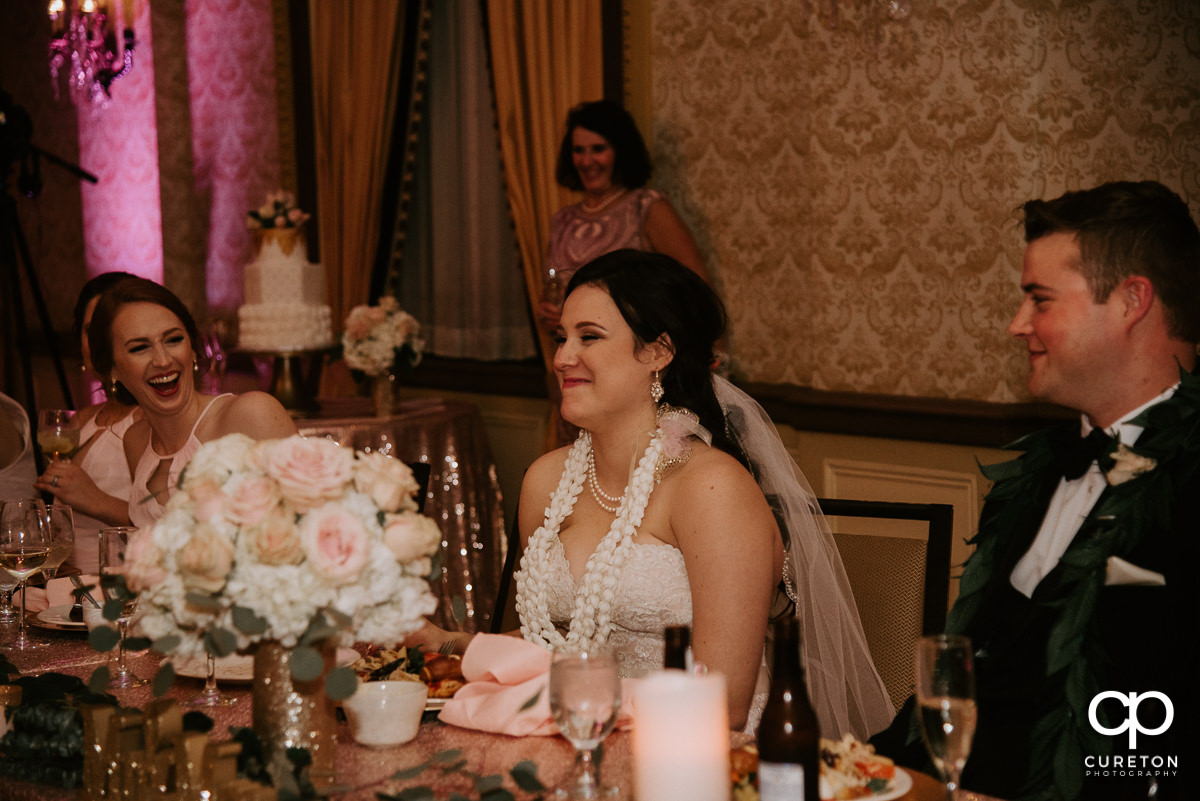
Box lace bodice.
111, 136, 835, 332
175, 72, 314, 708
543, 539, 692, 678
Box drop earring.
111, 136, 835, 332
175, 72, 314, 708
650, 371, 664, 403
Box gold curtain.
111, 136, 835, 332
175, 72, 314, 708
308, 0, 406, 326
485, 0, 604, 368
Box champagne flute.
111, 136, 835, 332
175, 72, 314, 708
42, 503, 76, 580
548, 642, 622, 800
98, 526, 148, 688
0, 498, 50, 650
37, 409, 79, 462
916, 634, 977, 800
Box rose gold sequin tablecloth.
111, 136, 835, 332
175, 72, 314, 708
297, 398, 507, 633
1, 635, 1005, 801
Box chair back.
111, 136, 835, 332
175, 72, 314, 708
817, 498, 953, 711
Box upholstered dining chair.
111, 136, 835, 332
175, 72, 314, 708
816, 498, 954, 712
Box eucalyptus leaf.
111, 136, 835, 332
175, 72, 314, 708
152, 662, 175, 697
394, 787, 435, 801
151, 634, 181, 654
432, 748, 464, 763
510, 760, 544, 792
183, 591, 221, 610
289, 645, 324, 682
324, 666, 357, 701
231, 604, 269, 634
88, 625, 119, 652
206, 627, 238, 657
101, 597, 123, 622
428, 549, 444, 581
451, 595, 467, 625
475, 774, 503, 793
325, 607, 352, 628
88, 666, 111, 694
518, 687, 542, 712
480, 790, 514, 801
390, 762, 432, 781
123, 635, 152, 652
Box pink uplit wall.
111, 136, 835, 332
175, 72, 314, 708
77, 0, 162, 284
187, 0, 281, 312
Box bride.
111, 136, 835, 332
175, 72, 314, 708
418, 250, 892, 736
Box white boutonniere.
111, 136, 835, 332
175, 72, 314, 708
1105, 443, 1157, 486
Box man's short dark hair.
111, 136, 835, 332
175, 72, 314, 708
1022, 180, 1200, 343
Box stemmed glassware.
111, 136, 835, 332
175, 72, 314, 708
98, 526, 148, 688
0, 566, 19, 623
36, 409, 79, 463
548, 642, 622, 800
42, 503, 76, 580
186, 650, 237, 707
916, 634, 978, 800
0, 498, 51, 650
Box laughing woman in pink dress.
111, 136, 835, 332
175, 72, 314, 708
84, 277, 297, 527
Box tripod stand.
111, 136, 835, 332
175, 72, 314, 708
1, 92, 98, 471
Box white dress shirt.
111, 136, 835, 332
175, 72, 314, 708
1009, 386, 1176, 597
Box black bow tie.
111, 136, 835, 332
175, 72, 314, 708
1057, 428, 1118, 481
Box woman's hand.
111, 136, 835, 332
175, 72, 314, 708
34, 461, 132, 525
403, 619, 475, 656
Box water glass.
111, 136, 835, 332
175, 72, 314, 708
549, 642, 622, 799
98, 526, 147, 688
0, 498, 50, 649
915, 634, 977, 799
43, 503, 75, 579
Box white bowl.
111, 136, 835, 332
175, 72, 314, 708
342, 680, 428, 747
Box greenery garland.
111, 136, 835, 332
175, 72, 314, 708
944, 367, 1200, 801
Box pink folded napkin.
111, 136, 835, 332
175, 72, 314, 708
22, 575, 97, 614
439, 634, 638, 737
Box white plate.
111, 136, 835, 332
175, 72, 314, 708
172, 648, 361, 683
34, 603, 87, 630
820, 767, 912, 801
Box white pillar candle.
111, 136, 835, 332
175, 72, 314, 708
633, 671, 731, 801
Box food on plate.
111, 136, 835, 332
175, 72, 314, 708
348, 645, 465, 698
730, 734, 898, 800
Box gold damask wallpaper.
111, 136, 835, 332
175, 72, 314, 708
646, 0, 1200, 403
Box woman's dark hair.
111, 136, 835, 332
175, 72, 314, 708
554, 100, 653, 192
72, 271, 139, 352
565, 250, 739, 459
87, 276, 203, 406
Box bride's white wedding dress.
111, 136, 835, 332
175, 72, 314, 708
541, 537, 770, 732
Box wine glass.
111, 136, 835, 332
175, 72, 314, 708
915, 634, 977, 800
186, 648, 237, 707
548, 642, 622, 800
98, 526, 148, 688
42, 503, 75, 580
36, 409, 79, 463
0, 498, 50, 650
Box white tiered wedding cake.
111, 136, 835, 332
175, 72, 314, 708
237, 193, 333, 352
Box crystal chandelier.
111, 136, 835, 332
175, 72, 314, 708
47, 0, 136, 109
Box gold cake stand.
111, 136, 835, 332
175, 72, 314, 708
238, 345, 337, 416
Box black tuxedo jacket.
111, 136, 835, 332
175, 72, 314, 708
873, 418, 1198, 801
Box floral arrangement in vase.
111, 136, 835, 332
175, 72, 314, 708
123, 433, 440, 673
246, 190, 311, 229
342, 296, 423, 377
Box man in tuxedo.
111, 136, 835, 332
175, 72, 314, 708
873, 180, 1199, 801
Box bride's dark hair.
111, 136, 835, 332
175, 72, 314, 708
565, 250, 740, 460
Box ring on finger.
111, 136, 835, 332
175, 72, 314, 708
51, 475, 60, 487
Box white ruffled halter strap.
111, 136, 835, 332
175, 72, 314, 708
516, 428, 667, 648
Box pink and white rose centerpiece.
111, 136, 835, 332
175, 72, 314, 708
342, 296, 423, 377
245, 190, 310, 230
124, 433, 440, 659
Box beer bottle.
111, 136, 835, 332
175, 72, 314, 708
757, 617, 820, 800
663, 624, 691, 670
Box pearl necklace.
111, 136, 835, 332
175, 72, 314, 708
586, 448, 623, 513
516, 429, 664, 648
580, 187, 628, 214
